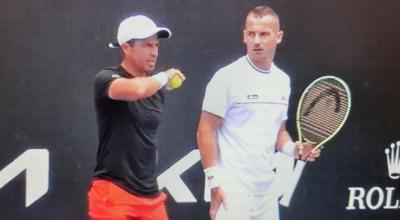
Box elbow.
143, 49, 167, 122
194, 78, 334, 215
131, 85, 147, 99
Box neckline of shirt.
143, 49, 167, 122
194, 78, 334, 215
245, 55, 272, 74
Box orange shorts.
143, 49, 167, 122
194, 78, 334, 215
88, 179, 169, 220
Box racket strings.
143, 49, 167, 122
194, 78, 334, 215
301, 123, 330, 142
301, 101, 348, 129
299, 80, 350, 142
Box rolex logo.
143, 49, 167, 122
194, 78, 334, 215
385, 141, 400, 180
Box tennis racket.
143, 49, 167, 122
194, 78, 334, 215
296, 75, 351, 160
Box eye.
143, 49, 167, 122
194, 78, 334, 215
259, 32, 270, 38
147, 43, 158, 48
247, 31, 255, 37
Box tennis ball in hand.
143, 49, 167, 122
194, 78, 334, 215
168, 74, 183, 89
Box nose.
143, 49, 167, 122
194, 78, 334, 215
150, 46, 158, 57
254, 34, 261, 44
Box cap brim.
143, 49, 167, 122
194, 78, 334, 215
156, 28, 171, 39
108, 42, 120, 48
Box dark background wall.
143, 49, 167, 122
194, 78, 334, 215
1, 0, 399, 219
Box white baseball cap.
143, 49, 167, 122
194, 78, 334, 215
108, 15, 171, 48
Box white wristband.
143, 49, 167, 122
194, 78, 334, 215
151, 72, 168, 89
281, 141, 296, 158
203, 166, 222, 189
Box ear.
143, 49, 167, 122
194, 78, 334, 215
120, 43, 129, 52
120, 43, 131, 57
243, 29, 248, 44
276, 31, 284, 44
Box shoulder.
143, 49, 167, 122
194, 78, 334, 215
210, 57, 245, 83
220, 56, 247, 73
94, 66, 123, 99
94, 66, 124, 88
271, 63, 291, 83
95, 66, 121, 80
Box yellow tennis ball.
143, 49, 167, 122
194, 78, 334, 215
169, 74, 183, 89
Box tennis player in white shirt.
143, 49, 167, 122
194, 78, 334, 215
197, 6, 320, 220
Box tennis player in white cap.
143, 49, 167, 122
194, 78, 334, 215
88, 14, 184, 220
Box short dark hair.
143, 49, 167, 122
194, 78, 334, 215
248, 6, 279, 19
126, 39, 135, 45
246, 6, 280, 29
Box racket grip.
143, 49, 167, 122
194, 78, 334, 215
301, 145, 320, 161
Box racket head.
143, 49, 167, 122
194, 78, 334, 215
296, 75, 351, 150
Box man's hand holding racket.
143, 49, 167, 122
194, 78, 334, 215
296, 141, 321, 162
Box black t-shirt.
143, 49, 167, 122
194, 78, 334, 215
93, 66, 164, 197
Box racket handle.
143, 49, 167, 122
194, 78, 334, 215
302, 145, 320, 161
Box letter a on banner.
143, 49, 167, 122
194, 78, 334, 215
0, 149, 49, 207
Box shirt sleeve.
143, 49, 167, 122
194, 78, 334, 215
201, 70, 231, 118
94, 70, 120, 100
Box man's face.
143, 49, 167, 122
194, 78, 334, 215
243, 14, 283, 64
122, 36, 160, 74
